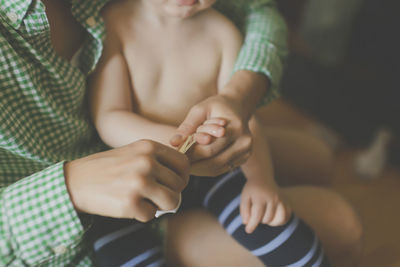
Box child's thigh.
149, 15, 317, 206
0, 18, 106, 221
166, 209, 264, 267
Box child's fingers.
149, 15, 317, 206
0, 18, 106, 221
262, 202, 276, 225
193, 123, 226, 145
194, 132, 213, 145
269, 202, 290, 227
196, 123, 225, 138
245, 202, 265, 234
203, 118, 227, 126
240, 195, 251, 225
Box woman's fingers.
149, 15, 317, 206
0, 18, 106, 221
190, 133, 252, 176
142, 181, 180, 212
170, 94, 253, 177
230, 151, 252, 169
153, 160, 188, 192
134, 199, 158, 222
153, 142, 190, 182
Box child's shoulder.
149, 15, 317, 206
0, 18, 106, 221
197, 9, 241, 34
196, 8, 242, 45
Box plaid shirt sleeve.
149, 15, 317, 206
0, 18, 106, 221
0, 0, 106, 265
218, 0, 289, 104
0, 163, 90, 266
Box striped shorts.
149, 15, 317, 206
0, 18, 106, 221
90, 168, 329, 267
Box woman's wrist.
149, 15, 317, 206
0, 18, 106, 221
220, 70, 269, 120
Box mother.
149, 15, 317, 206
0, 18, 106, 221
0, 0, 361, 266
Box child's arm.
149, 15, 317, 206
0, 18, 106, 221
240, 118, 291, 233
89, 24, 179, 148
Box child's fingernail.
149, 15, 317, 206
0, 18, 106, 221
212, 128, 224, 136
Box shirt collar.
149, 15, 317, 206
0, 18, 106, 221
0, 0, 32, 29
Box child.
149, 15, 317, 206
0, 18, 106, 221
90, 0, 328, 266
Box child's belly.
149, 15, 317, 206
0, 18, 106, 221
136, 81, 218, 126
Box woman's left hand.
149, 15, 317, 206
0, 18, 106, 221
171, 94, 253, 176
171, 71, 268, 176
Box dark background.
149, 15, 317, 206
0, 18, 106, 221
277, 0, 400, 148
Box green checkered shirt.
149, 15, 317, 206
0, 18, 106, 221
0, 0, 287, 266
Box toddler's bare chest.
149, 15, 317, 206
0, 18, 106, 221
122, 38, 221, 125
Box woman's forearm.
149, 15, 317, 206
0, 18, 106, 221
220, 70, 269, 121
216, 0, 288, 106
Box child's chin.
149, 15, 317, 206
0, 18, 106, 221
167, 7, 197, 19
179, 12, 196, 19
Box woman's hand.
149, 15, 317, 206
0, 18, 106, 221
171, 94, 253, 176
64, 140, 190, 222
171, 71, 268, 176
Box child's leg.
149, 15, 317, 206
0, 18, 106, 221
166, 185, 361, 267
89, 216, 166, 267
201, 169, 329, 266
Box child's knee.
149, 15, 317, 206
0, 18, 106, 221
329, 195, 363, 266
337, 202, 363, 256
322, 189, 363, 260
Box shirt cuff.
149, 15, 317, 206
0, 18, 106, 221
1, 162, 87, 265
233, 7, 288, 105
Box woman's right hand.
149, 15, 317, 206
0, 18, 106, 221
64, 140, 190, 222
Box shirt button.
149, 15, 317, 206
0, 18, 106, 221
52, 245, 68, 255
86, 16, 96, 27
7, 12, 19, 24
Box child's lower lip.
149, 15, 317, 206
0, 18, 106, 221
177, 0, 197, 6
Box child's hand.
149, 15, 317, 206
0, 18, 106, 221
171, 118, 227, 147
194, 117, 227, 144
240, 180, 292, 233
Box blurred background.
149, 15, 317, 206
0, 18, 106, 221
278, 0, 399, 147
274, 0, 400, 265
